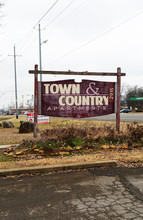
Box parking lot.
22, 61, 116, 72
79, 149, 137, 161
0, 167, 143, 220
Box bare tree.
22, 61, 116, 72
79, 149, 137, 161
122, 86, 143, 110
0, 2, 4, 25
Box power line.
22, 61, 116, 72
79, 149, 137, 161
16, 28, 35, 53
0, 92, 5, 97
45, 0, 93, 35
2, 1, 143, 82
16, 0, 79, 56
0, 0, 61, 79
2, 0, 60, 57
50, 9, 143, 63
43, 0, 77, 30
3, 0, 89, 65
34, 0, 60, 28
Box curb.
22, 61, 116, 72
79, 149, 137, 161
0, 144, 19, 149
0, 160, 117, 177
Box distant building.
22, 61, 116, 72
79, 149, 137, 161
8, 108, 34, 115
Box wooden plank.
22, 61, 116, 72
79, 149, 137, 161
29, 70, 126, 76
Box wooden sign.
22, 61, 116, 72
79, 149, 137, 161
40, 79, 116, 118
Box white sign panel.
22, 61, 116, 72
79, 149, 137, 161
27, 113, 50, 124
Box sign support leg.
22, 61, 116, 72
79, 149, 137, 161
116, 67, 121, 132
34, 64, 38, 138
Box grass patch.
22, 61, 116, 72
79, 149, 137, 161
0, 117, 143, 168
0, 116, 143, 148
0, 117, 12, 121
70, 138, 85, 147
0, 152, 15, 162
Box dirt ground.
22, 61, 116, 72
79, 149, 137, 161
0, 148, 143, 170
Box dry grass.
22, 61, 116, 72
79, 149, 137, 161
0, 148, 143, 169
0, 116, 33, 144
0, 128, 33, 144
0, 116, 143, 169
0, 116, 116, 145
0, 116, 142, 145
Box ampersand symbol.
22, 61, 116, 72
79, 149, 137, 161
86, 82, 99, 95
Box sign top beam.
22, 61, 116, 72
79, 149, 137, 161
29, 69, 126, 76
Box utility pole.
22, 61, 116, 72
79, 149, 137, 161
9, 45, 21, 119
14, 46, 18, 119
38, 23, 48, 81
38, 23, 48, 115
39, 23, 42, 81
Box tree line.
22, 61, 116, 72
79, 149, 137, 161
121, 85, 143, 110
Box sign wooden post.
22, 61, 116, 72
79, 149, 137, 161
34, 64, 38, 138
116, 67, 121, 132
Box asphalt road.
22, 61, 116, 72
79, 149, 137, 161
87, 113, 143, 123
0, 167, 143, 220
2, 113, 143, 123
51, 113, 143, 123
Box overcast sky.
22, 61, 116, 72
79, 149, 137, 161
0, 0, 143, 109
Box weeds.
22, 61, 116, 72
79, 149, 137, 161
0, 117, 143, 158
38, 123, 143, 150
0, 153, 15, 162
127, 122, 143, 141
